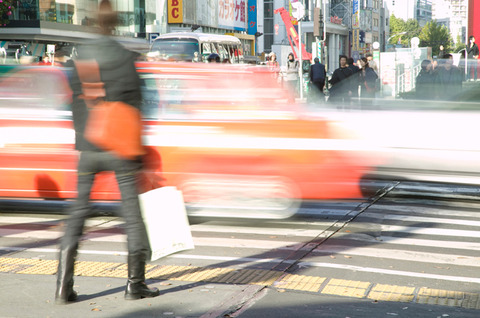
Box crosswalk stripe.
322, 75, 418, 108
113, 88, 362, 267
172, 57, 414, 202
190, 224, 329, 237
296, 261, 480, 284
361, 212, 480, 227
379, 225, 480, 238
334, 234, 480, 251
314, 245, 480, 267
369, 204, 480, 218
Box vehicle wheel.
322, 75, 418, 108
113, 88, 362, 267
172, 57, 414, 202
180, 174, 301, 219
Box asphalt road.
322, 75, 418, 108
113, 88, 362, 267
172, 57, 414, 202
1, 181, 480, 317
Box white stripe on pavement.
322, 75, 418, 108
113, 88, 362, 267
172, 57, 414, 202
369, 204, 480, 219
334, 234, 480, 251
379, 225, 480, 238
361, 212, 480, 227
190, 224, 329, 237
296, 261, 480, 284
314, 245, 480, 267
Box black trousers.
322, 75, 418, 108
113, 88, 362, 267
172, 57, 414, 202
312, 80, 325, 94
60, 151, 150, 260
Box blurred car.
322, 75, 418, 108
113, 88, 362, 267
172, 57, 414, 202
0, 62, 369, 219
320, 91, 480, 187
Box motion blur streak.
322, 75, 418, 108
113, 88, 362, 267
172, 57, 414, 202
0, 62, 372, 219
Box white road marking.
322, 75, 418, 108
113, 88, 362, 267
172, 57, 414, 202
379, 225, 480, 238
361, 212, 480, 227
334, 234, 480, 251
314, 245, 480, 267
296, 261, 480, 284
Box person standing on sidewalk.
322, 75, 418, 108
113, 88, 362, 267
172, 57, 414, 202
55, 0, 160, 304
467, 35, 479, 81
309, 57, 326, 100
328, 55, 354, 106
285, 52, 299, 102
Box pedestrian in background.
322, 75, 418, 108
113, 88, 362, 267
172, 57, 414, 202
285, 52, 299, 102
467, 35, 479, 81
435, 53, 463, 100
266, 52, 280, 79
309, 57, 326, 100
438, 45, 446, 59
55, 0, 160, 305
358, 57, 378, 99
366, 53, 378, 73
415, 59, 436, 100
329, 55, 354, 106
346, 57, 360, 102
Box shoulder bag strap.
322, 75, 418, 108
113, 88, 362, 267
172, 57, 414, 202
73, 59, 106, 101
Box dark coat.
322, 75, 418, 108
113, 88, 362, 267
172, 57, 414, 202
69, 37, 142, 152
329, 66, 353, 99
359, 66, 378, 98
467, 43, 479, 59
347, 65, 361, 97
434, 65, 463, 100
310, 62, 326, 83
415, 69, 436, 99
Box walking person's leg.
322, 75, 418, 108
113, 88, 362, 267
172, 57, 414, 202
55, 152, 97, 304
110, 156, 159, 300
473, 59, 478, 81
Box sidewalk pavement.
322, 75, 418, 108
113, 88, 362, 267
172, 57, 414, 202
2, 272, 480, 318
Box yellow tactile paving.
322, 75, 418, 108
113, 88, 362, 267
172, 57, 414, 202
463, 293, 480, 310
275, 274, 326, 292
417, 287, 466, 307
368, 284, 416, 302
1, 257, 480, 309
321, 279, 370, 298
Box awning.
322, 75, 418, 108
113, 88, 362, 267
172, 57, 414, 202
0, 41, 8, 49
26, 43, 45, 56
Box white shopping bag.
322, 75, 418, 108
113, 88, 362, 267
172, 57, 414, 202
139, 186, 194, 261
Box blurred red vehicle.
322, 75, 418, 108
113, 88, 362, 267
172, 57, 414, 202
0, 62, 369, 219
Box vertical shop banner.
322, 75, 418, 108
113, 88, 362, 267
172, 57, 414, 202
247, 0, 257, 35
352, 0, 359, 28
219, 0, 247, 31
168, 0, 183, 23
352, 29, 359, 51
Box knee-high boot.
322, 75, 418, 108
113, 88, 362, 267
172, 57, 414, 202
124, 254, 160, 300
55, 244, 78, 305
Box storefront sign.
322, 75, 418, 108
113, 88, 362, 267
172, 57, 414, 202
352, 0, 359, 28
247, 0, 257, 35
219, 0, 246, 31
168, 0, 183, 23
330, 16, 342, 25
352, 29, 359, 51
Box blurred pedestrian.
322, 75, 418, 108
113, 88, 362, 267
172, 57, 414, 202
55, 0, 160, 305
266, 52, 280, 78
366, 53, 378, 73
346, 57, 360, 101
466, 35, 479, 81
415, 59, 436, 99
358, 57, 378, 99
328, 55, 354, 106
309, 57, 326, 99
438, 45, 446, 59
207, 53, 220, 63
285, 52, 299, 102
435, 53, 463, 100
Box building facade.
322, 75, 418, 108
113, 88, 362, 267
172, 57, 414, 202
1, 0, 258, 59
384, 0, 432, 26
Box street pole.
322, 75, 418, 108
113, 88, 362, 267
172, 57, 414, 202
298, 19, 303, 100
465, 0, 469, 77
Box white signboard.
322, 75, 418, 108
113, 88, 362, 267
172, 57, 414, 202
218, 0, 246, 30
47, 44, 55, 54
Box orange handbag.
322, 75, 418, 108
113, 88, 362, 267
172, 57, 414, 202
74, 60, 145, 160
